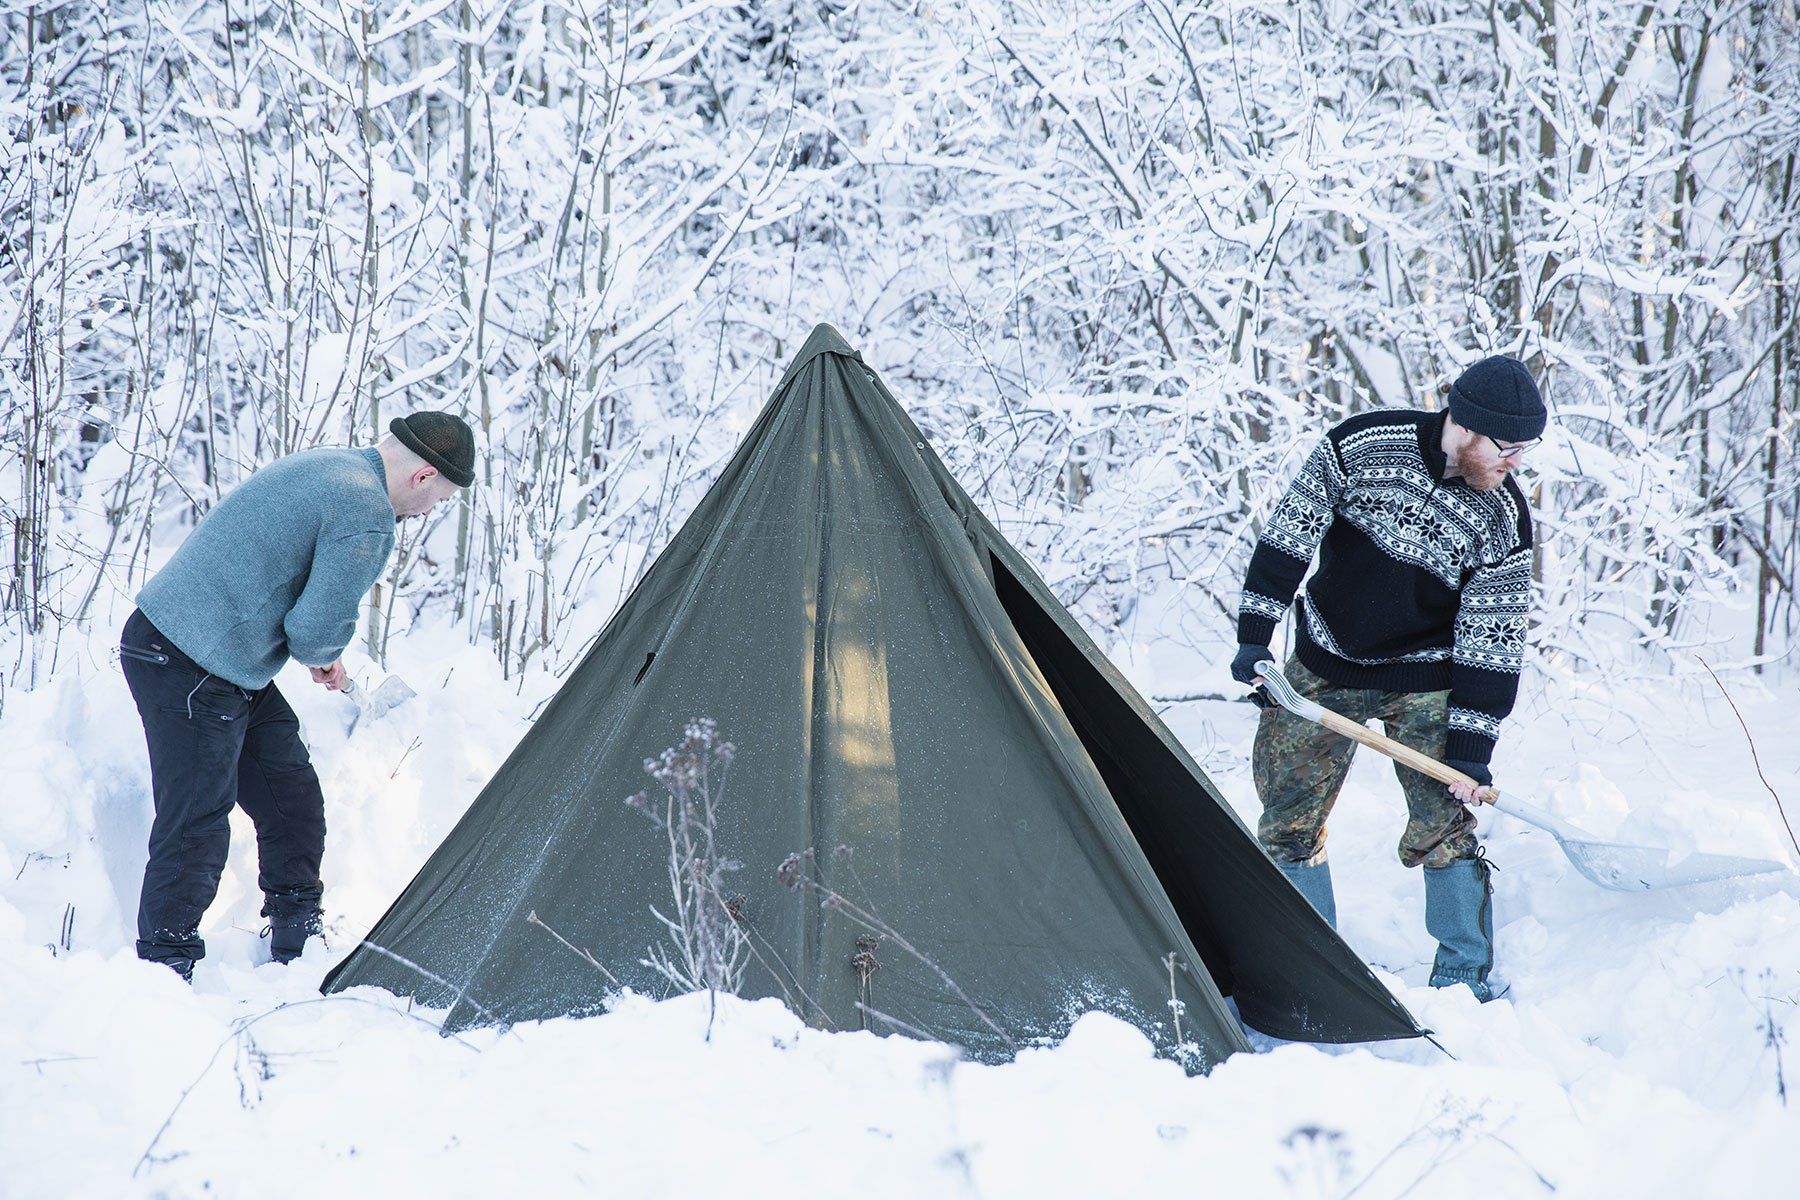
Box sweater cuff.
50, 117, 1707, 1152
1444, 728, 1497, 767
1236, 613, 1278, 647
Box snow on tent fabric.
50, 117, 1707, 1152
321, 324, 1425, 1067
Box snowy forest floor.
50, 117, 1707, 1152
2, 618, 1796, 1199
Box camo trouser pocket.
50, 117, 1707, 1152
1253, 655, 1476, 869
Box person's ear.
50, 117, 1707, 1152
412, 464, 439, 488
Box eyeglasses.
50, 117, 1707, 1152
1485, 435, 1541, 460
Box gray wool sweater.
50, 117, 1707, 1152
136, 446, 396, 689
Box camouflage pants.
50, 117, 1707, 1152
1254, 655, 1478, 870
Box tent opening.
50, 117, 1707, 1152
987, 553, 1241, 998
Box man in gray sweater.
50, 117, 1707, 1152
119, 412, 476, 980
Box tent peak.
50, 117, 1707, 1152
774, 323, 863, 391
795, 322, 860, 364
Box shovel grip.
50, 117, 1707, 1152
1255, 663, 1497, 801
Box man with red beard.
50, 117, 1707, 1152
1230, 355, 1545, 1002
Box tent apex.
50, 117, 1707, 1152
775, 322, 863, 389
799, 322, 858, 358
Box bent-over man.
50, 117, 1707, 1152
1231, 356, 1545, 1001
120, 412, 476, 980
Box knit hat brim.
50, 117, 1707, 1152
1447, 356, 1547, 443
1449, 384, 1547, 443
389, 414, 476, 487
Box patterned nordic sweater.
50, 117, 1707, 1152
1236, 408, 1533, 766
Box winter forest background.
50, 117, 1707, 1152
6, 4, 1799, 1195
5, 0, 1797, 706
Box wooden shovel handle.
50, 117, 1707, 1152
1256, 663, 1498, 804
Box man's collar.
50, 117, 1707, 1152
359, 446, 398, 516
1418, 409, 1451, 482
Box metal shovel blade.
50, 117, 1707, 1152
342, 673, 417, 734
1488, 793, 1789, 892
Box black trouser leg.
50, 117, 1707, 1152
120, 609, 254, 966
234, 683, 327, 938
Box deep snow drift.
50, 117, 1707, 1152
2, 616, 1795, 1199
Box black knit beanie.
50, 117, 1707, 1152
1447, 355, 1547, 442
389, 411, 477, 487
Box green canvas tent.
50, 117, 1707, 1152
323, 324, 1423, 1067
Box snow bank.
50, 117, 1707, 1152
2, 616, 1795, 1198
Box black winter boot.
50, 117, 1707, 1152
266, 910, 323, 964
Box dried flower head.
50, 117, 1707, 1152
776, 848, 816, 891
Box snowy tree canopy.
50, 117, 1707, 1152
3, 0, 1797, 692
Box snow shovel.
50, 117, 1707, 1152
1252, 662, 1790, 892
341, 673, 416, 735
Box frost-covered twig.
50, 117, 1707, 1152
351, 940, 513, 1032
1162, 951, 1204, 1071
1696, 655, 1799, 859
778, 846, 1017, 1054
526, 909, 621, 988
133, 994, 483, 1178
625, 719, 750, 1035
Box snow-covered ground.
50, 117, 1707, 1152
2, 617, 1795, 1199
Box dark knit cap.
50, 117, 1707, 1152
1447, 355, 1547, 442
389, 411, 476, 487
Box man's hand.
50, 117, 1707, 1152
1445, 758, 1496, 805
1230, 644, 1276, 686
308, 660, 348, 692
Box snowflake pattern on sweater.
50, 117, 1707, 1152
1237, 409, 1533, 765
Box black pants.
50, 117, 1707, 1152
120, 609, 326, 966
